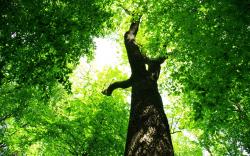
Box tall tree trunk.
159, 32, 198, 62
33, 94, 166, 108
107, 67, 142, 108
103, 20, 174, 156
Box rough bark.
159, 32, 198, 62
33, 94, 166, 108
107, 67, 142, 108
103, 20, 174, 156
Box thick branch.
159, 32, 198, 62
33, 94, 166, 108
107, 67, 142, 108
102, 79, 131, 96
128, 20, 140, 37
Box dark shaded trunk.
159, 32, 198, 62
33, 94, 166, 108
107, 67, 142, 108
103, 20, 174, 155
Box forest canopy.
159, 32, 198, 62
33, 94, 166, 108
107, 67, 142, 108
0, 0, 249, 155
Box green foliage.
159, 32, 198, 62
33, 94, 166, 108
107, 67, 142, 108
153, 0, 250, 155
1, 0, 249, 155
1, 65, 129, 155
0, 0, 114, 90
172, 132, 202, 156
161, 93, 203, 156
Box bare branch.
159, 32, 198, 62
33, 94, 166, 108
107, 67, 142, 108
102, 78, 132, 96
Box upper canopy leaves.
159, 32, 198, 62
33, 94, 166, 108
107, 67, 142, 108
0, 0, 114, 90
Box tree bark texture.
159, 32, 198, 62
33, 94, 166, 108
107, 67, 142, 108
103, 20, 174, 156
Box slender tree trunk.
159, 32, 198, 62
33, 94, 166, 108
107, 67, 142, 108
103, 20, 174, 156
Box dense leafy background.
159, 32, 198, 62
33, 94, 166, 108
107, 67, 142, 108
0, 0, 114, 89
1, 0, 249, 155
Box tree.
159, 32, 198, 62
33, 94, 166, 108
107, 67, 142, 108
102, 18, 174, 155
1, 0, 249, 155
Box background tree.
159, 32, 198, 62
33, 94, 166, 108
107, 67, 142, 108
1, 0, 117, 154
